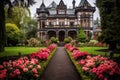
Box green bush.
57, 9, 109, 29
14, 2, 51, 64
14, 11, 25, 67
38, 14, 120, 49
64, 37, 73, 43
77, 28, 86, 43
50, 37, 58, 44
6, 23, 20, 46
28, 38, 41, 47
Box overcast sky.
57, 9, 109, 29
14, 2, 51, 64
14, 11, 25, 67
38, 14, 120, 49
30, 0, 100, 20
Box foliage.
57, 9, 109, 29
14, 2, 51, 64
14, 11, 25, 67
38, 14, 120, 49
0, 0, 35, 52
64, 37, 73, 43
5, 6, 31, 28
50, 37, 58, 44
6, 23, 20, 46
77, 28, 86, 43
96, 0, 120, 50
26, 19, 37, 39
27, 38, 41, 47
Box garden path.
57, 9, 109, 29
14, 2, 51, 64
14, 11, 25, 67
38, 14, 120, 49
40, 47, 81, 80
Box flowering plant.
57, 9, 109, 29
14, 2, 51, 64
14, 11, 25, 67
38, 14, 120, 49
65, 44, 88, 60
78, 55, 120, 80
72, 50, 88, 60
29, 44, 57, 60
0, 57, 41, 80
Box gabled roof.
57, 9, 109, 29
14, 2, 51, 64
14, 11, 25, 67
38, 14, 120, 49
57, 0, 67, 9
78, 0, 92, 7
48, 1, 57, 8
37, 2, 49, 14
39, 2, 47, 11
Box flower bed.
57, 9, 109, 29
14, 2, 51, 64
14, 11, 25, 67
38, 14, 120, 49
65, 44, 120, 80
0, 44, 57, 80
29, 44, 57, 60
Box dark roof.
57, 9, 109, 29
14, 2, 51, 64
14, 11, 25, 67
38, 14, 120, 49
78, 0, 92, 7
57, 0, 67, 9
48, 1, 57, 9
75, 0, 95, 13
37, 2, 49, 14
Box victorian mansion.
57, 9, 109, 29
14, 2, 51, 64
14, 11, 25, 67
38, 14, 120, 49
36, 0, 95, 42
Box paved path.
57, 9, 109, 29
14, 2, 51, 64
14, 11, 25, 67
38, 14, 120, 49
40, 47, 81, 80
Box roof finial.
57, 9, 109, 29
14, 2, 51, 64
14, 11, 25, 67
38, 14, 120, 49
42, 0, 44, 3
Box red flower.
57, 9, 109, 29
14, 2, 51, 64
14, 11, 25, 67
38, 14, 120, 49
32, 68, 38, 74
0, 69, 7, 79
14, 69, 20, 75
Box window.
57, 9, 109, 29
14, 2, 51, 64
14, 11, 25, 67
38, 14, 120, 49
70, 22, 74, 27
59, 22, 64, 27
42, 22, 45, 28
59, 10, 65, 14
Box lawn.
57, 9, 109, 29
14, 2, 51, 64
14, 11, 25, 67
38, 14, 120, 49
0, 47, 44, 57
79, 47, 120, 57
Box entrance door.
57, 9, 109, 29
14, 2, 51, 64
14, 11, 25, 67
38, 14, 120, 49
59, 31, 65, 42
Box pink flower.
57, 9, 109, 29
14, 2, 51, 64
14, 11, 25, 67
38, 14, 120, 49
28, 65, 33, 69
34, 74, 39, 78
14, 69, 20, 75
0, 65, 3, 69
32, 68, 38, 74
37, 65, 41, 69
23, 68, 28, 72
104, 77, 108, 80
82, 67, 89, 71
0, 69, 7, 79
10, 73, 16, 77
98, 74, 104, 79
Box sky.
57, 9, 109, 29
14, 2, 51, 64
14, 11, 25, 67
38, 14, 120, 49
30, 0, 100, 20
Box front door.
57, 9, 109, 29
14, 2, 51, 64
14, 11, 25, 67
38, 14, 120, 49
59, 31, 65, 42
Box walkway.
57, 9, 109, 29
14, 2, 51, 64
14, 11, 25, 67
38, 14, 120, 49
40, 47, 81, 80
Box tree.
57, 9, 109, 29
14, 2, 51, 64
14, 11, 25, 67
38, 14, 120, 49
6, 23, 20, 46
26, 18, 37, 39
5, 6, 31, 28
77, 28, 86, 43
96, 0, 120, 50
0, 0, 35, 52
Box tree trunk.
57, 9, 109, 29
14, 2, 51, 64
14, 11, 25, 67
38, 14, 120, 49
0, 1, 5, 52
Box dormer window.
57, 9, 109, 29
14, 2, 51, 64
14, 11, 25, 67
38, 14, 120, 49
59, 10, 65, 14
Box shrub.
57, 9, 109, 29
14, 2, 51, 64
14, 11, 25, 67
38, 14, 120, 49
28, 38, 41, 47
64, 37, 73, 43
77, 28, 86, 43
50, 37, 58, 44
6, 23, 20, 46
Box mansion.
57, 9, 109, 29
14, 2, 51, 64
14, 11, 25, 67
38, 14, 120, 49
36, 0, 95, 42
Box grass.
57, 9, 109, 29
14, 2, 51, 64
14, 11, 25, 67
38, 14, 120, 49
79, 47, 120, 57
0, 47, 44, 57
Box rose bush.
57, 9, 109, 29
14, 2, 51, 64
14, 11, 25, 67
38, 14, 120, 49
29, 44, 57, 60
0, 57, 41, 80
0, 44, 57, 80
78, 55, 120, 80
65, 44, 88, 60
65, 44, 120, 80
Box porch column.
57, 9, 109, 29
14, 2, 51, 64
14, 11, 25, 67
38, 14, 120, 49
65, 30, 68, 38
56, 31, 59, 39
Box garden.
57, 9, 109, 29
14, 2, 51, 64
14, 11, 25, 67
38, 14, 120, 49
65, 44, 120, 80
0, 44, 57, 80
